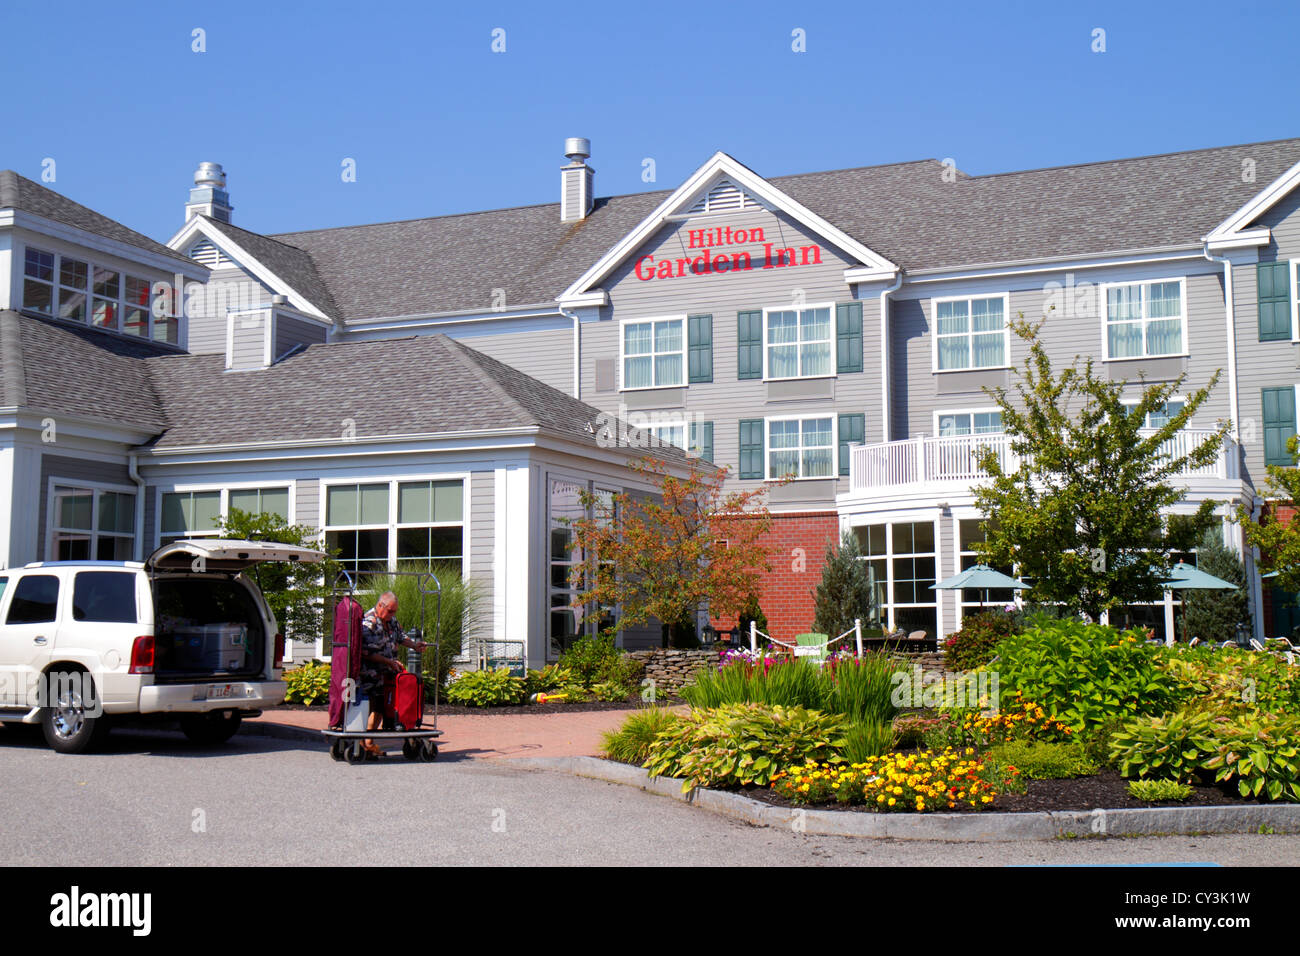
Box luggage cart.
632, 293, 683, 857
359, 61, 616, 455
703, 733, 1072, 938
322, 569, 444, 764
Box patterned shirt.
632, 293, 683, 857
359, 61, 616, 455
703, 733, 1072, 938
359, 607, 405, 692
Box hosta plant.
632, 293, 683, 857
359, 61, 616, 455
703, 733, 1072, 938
1108, 709, 1221, 784
284, 661, 331, 706
644, 703, 847, 792
444, 667, 527, 707
1127, 779, 1193, 802
1202, 712, 1300, 803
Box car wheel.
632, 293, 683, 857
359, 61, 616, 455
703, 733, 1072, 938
179, 711, 242, 746
40, 671, 109, 755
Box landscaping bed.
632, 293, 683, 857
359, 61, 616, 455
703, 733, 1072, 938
269, 698, 679, 718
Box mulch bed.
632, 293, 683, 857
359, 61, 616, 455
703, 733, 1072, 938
741, 770, 1256, 814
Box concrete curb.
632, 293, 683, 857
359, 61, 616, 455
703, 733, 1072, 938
505, 755, 1300, 842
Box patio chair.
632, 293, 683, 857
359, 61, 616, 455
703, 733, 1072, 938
793, 632, 831, 665
1249, 638, 1266, 652
906, 630, 933, 651
1188, 637, 1201, 647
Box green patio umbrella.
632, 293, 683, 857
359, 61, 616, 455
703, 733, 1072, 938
931, 564, 1026, 608
1161, 561, 1239, 644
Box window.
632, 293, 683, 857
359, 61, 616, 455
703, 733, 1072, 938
651, 424, 685, 449
957, 519, 1016, 622
228, 487, 289, 521
934, 295, 1007, 371
1103, 279, 1185, 359
1122, 400, 1186, 430
20, 245, 163, 341
622, 317, 684, 389
160, 490, 222, 544
937, 410, 1003, 436
548, 478, 586, 658
7, 575, 59, 625
50, 485, 135, 561
764, 305, 832, 379
396, 480, 463, 571
72, 571, 138, 624
324, 477, 466, 579
767, 416, 834, 479
325, 483, 391, 579
858, 522, 937, 637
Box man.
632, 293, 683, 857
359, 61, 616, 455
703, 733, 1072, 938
359, 591, 428, 757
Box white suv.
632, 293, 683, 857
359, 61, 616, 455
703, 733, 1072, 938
0, 538, 324, 754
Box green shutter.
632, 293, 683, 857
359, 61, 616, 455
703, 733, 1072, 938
838, 413, 865, 476
739, 419, 764, 479
1259, 262, 1292, 342
690, 420, 714, 463
1263, 387, 1298, 466
836, 302, 863, 373
688, 314, 713, 383
737, 310, 763, 380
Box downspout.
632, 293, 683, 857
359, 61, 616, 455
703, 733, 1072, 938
879, 271, 903, 443
128, 451, 145, 562
559, 305, 580, 399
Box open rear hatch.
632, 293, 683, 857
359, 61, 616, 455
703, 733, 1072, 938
146, 539, 326, 682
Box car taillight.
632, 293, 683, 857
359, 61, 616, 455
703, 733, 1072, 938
273, 632, 285, 665
129, 635, 155, 674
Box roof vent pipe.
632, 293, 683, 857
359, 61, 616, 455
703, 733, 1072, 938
185, 161, 233, 224
560, 138, 594, 223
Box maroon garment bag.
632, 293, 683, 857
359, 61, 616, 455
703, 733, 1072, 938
327, 595, 364, 728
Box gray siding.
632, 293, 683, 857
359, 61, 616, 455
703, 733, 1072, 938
469, 468, 494, 626
295, 480, 320, 529
228, 310, 268, 369
589, 205, 878, 513
460, 326, 573, 395
274, 314, 328, 359
187, 265, 275, 355
36, 453, 132, 560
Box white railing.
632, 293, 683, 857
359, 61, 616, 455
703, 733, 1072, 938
849, 428, 1234, 493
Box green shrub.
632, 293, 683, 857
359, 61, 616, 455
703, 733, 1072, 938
985, 739, 1099, 779
1202, 712, 1300, 802
841, 721, 896, 763
1128, 779, 1193, 802
645, 704, 847, 792
1108, 709, 1221, 783
1159, 644, 1300, 714
283, 660, 331, 705
525, 665, 573, 695
559, 635, 642, 689
993, 619, 1183, 732
444, 667, 527, 707
590, 681, 633, 702
812, 531, 876, 641
600, 708, 680, 765
944, 610, 1017, 671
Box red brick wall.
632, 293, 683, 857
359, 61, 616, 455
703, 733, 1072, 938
710, 511, 840, 644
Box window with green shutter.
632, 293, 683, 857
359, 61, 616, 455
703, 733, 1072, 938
1263, 387, 1298, 467
1259, 261, 1292, 342
689, 420, 714, 463
838, 413, 865, 476
688, 314, 713, 383
739, 419, 764, 478
737, 310, 762, 380
836, 302, 863, 373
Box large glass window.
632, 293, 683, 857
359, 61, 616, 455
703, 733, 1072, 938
227, 487, 289, 520
325, 482, 390, 579
767, 417, 834, 479
622, 317, 683, 389
396, 479, 464, 572
548, 478, 586, 658
23, 247, 55, 315
325, 478, 466, 579
765, 306, 831, 378
1105, 280, 1184, 359
936, 296, 1006, 370
20, 245, 164, 341
857, 521, 937, 637
938, 411, 1003, 436
160, 490, 222, 544
957, 518, 1017, 621
50, 485, 135, 560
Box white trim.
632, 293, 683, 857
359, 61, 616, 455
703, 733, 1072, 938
318, 473, 470, 575
929, 292, 1011, 374
617, 314, 687, 391
1205, 229, 1271, 252
167, 218, 332, 323
556, 152, 897, 303
1206, 158, 1300, 240
1290, 259, 1300, 343
761, 302, 836, 381
905, 248, 1205, 284
764, 414, 837, 481
1098, 276, 1189, 362
7, 209, 208, 280
154, 480, 299, 547
44, 477, 140, 562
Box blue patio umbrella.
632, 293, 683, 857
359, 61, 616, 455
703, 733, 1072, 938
931, 564, 1026, 608
1160, 561, 1239, 643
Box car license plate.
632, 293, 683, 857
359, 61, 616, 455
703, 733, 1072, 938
207, 683, 238, 700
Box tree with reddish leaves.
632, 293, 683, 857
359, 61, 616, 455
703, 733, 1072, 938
568, 456, 780, 648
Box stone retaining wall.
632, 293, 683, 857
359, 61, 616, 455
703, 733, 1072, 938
626, 649, 717, 697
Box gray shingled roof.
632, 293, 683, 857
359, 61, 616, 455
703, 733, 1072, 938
262, 138, 1300, 322
142, 331, 689, 460
200, 217, 342, 320
0, 171, 199, 267
0, 310, 172, 431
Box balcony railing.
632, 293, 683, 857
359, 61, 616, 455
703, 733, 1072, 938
848, 428, 1236, 494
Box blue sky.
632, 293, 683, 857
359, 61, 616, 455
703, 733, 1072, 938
3, 0, 1298, 242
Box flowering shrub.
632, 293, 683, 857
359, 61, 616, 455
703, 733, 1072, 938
770, 748, 1009, 812
944, 610, 1017, 671
927, 692, 1075, 749
718, 647, 780, 670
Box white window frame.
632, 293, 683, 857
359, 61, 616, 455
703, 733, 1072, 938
155, 480, 298, 546
930, 292, 1011, 373
764, 414, 837, 481
21, 243, 166, 342
857, 516, 942, 635
618, 314, 686, 391
319, 473, 469, 576
1099, 277, 1188, 362
933, 407, 1005, 437
1290, 259, 1300, 343
45, 478, 139, 562
1119, 395, 1188, 430
762, 302, 836, 381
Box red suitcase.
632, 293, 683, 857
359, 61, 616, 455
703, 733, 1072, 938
387, 671, 423, 731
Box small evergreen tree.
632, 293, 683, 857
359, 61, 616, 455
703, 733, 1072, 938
812, 531, 876, 639
1181, 530, 1251, 643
